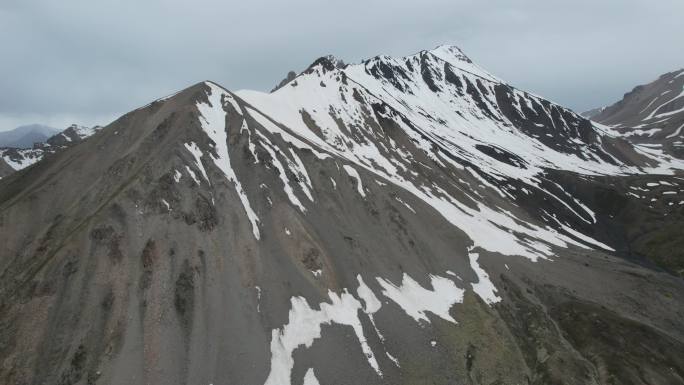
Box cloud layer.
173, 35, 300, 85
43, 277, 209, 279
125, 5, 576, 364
1, 0, 683, 131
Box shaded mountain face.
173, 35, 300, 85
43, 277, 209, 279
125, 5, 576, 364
588, 69, 684, 158
0, 124, 59, 148
1, 45, 684, 385
0, 124, 101, 174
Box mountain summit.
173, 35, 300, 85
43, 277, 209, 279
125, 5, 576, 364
1, 46, 683, 385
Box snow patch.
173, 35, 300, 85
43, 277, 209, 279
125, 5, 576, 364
376, 273, 464, 323
302, 369, 320, 385
468, 251, 501, 304
263, 289, 382, 385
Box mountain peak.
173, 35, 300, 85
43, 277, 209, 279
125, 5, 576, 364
425, 44, 501, 82
428, 44, 473, 64
305, 54, 346, 73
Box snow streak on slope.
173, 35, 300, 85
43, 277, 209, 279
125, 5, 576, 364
468, 250, 501, 304
195, 82, 261, 239
343, 165, 366, 197
183, 142, 209, 183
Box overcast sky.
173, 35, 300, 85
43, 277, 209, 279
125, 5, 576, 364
1, 0, 683, 132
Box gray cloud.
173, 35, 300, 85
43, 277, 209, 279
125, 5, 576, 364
1, 0, 683, 131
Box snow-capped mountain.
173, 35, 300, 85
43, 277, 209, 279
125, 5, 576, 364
46, 124, 101, 146
1, 45, 683, 385
0, 124, 101, 176
588, 68, 684, 158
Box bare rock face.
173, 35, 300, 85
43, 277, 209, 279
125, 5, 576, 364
1, 46, 683, 385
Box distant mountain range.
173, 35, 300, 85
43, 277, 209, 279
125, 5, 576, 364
0, 124, 60, 148
0, 124, 101, 178
1, 45, 683, 385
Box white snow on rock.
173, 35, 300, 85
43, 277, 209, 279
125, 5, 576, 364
264, 271, 472, 385
70, 124, 99, 139
357, 275, 382, 314
196, 82, 261, 240
619, 128, 662, 137
429, 44, 502, 83
376, 273, 464, 324
356, 275, 384, 341
184, 141, 209, 183
666, 122, 684, 139
302, 369, 320, 385
343, 165, 366, 197
184, 165, 200, 185
0, 149, 44, 170
263, 288, 382, 385
254, 130, 308, 212
467, 250, 501, 305
395, 196, 416, 213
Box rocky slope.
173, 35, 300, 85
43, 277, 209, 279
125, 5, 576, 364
0, 45, 683, 385
587, 68, 684, 158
